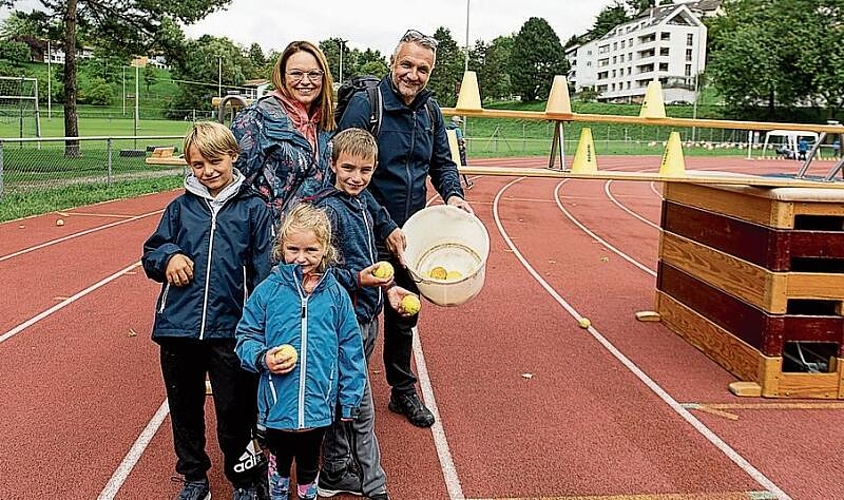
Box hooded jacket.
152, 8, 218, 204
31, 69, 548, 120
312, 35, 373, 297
235, 264, 366, 430
310, 187, 388, 324
142, 169, 274, 341
337, 76, 464, 226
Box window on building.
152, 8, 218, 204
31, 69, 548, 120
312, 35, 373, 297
613, 42, 618, 51
621, 40, 626, 48
612, 69, 617, 78
685, 64, 692, 76
627, 81, 631, 89
687, 34, 694, 46
661, 32, 670, 41
685, 48, 693, 61
620, 54, 625, 62
587, 61, 592, 66
660, 47, 670, 56
659, 62, 669, 72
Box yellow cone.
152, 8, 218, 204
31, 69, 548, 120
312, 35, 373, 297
455, 71, 482, 112
571, 127, 598, 174
639, 80, 666, 119
446, 129, 463, 166
545, 75, 572, 117
659, 132, 686, 176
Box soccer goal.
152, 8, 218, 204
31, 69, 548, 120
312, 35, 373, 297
0, 76, 42, 139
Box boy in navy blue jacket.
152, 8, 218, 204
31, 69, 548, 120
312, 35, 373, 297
142, 121, 274, 500
310, 128, 418, 500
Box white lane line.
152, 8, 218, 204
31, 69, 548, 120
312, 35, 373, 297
97, 399, 170, 500
604, 180, 661, 230
0, 262, 141, 345
413, 329, 465, 500
494, 177, 792, 500
0, 210, 163, 263
649, 181, 664, 199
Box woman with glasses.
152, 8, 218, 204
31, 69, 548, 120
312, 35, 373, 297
231, 40, 335, 221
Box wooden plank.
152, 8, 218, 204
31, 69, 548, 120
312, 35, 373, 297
456, 166, 844, 189
145, 156, 187, 166
786, 273, 844, 302
151, 147, 174, 158
442, 106, 844, 134
729, 381, 763, 397
777, 373, 841, 399
656, 291, 761, 383
664, 183, 776, 227
758, 356, 782, 397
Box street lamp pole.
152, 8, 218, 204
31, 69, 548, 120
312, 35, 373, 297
131, 56, 148, 148
218, 56, 222, 98
339, 39, 344, 83
47, 40, 51, 119
463, 0, 471, 134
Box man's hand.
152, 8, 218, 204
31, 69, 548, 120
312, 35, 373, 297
385, 228, 407, 267
447, 195, 474, 215
386, 286, 418, 318
165, 254, 194, 287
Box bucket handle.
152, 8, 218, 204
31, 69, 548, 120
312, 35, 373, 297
406, 267, 426, 284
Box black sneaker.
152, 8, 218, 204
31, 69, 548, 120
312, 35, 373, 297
388, 392, 435, 428
317, 469, 363, 497
369, 493, 390, 500
172, 477, 211, 500
232, 483, 264, 500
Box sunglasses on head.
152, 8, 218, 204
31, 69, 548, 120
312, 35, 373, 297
401, 29, 439, 50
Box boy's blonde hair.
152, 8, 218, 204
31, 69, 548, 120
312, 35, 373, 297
273, 203, 339, 273
183, 121, 239, 163
331, 128, 378, 163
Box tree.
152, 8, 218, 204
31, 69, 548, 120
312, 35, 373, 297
143, 65, 157, 93
0, 0, 233, 156
626, 0, 655, 15
587, 2, 629, 41
791, 0, 844, 117
474, 36, 513, 101
319, 37, 353, 82
509, 17, 568, 102
428, 27, 464, 107
352, 48, 388, 78
248, 42, 265, 68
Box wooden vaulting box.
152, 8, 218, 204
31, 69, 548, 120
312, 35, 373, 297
655, 183, 844, 399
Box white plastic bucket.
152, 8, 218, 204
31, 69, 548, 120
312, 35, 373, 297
402, 205, 490, 306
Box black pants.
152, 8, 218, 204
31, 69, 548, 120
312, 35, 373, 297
265, 427, 326, 484
381, 251, 420, 396
159, 338, 264, 487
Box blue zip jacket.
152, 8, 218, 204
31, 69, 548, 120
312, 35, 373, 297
337, 77, 464, 226
235, 264, 366, 430
232, 94, 333, 220
142, 170, 274, 341
310, 187, 387, 323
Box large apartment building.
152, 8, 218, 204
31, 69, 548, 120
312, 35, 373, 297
566, 1, 718, 104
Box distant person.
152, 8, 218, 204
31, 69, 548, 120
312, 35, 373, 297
311, 128, 418, 500
833, 138, 840, 158
231, 41, 335, 221
446, 115, 473, 189
798, 137, 809, 161
235, 203, 367, 500
337, 28, 473, 428
142, 121, 274, 500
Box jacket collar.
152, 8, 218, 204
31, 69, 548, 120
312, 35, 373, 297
184, 167, 245, 204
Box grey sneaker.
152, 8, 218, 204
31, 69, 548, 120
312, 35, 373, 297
232, 484, 263, 500
316, 469, 363, 497
172, 477, 211, 500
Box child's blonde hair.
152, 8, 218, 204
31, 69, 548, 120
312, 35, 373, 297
183, 121, 239, 163
273, 203, 339, 272
331, 128, 378, 163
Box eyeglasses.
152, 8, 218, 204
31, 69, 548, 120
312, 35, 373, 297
286, 70, 325, 83
401, 29, 438, 51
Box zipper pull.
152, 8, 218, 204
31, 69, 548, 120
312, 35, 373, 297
301, 301, 306, 319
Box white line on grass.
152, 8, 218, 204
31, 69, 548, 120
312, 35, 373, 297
0, 210, 163, 263
493, 176, 791, 500
0, 262, 141, 345
97, 399, 170, 500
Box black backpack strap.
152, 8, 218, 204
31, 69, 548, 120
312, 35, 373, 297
365, 84, 383, 137
424, 98, 439, 132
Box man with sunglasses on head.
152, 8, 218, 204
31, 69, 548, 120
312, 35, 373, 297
337, 29, 473, 430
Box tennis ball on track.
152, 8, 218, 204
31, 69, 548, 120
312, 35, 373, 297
400, 295, 422, 315
372, 261, 394, 279
578, 317, 591, 329
446, 270, 463, 281
274, 344, 298, 365
429, 266, 448, 280
55, 218, 65, 227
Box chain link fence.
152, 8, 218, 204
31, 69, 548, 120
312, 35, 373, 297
0, 135, 186, 197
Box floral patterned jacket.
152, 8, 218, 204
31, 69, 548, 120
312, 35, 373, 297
231, 94, 333, 221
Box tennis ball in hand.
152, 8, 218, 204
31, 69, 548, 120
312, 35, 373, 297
400, 295, 422, 315
274, 344, 298, 365
372, 261, 394, 279
578, 317, 591, 329
429, 266, 448, 280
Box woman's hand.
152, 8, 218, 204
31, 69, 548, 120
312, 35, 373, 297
166, 254, 194, 287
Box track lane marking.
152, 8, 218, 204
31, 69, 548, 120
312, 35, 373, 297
493, 177, 791, 500
0, 210, 163, 263
0, 262, 141, 345
466, 492, 777, 500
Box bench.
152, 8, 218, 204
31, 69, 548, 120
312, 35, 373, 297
150, 147, 175, 158
119, 149, 146, 158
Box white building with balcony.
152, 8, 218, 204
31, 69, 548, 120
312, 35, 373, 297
566, 2, 710, 104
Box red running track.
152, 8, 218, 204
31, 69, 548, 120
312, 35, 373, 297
1, 157, 843, 500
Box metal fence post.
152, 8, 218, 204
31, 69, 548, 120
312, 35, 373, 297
107, 137, 113, 186
0, 141, 4, 198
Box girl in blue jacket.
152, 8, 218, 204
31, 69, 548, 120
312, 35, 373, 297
235, 203, 367, 500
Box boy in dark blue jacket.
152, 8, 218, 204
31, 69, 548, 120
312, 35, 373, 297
142, 121, 274, 500
310, 128, 418, 500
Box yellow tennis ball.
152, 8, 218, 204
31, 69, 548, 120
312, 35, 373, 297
446, 270, 463, 281
372, 261, 394, 279
55, 218, 65, 227
274, 344, 298, 365
429, 266, 448, 280
578, 317, 591, 329
400, 295, 422, 315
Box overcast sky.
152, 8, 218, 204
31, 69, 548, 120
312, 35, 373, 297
181, 0, 620, 56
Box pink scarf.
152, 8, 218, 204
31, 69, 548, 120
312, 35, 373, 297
273, 90, 320, 151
